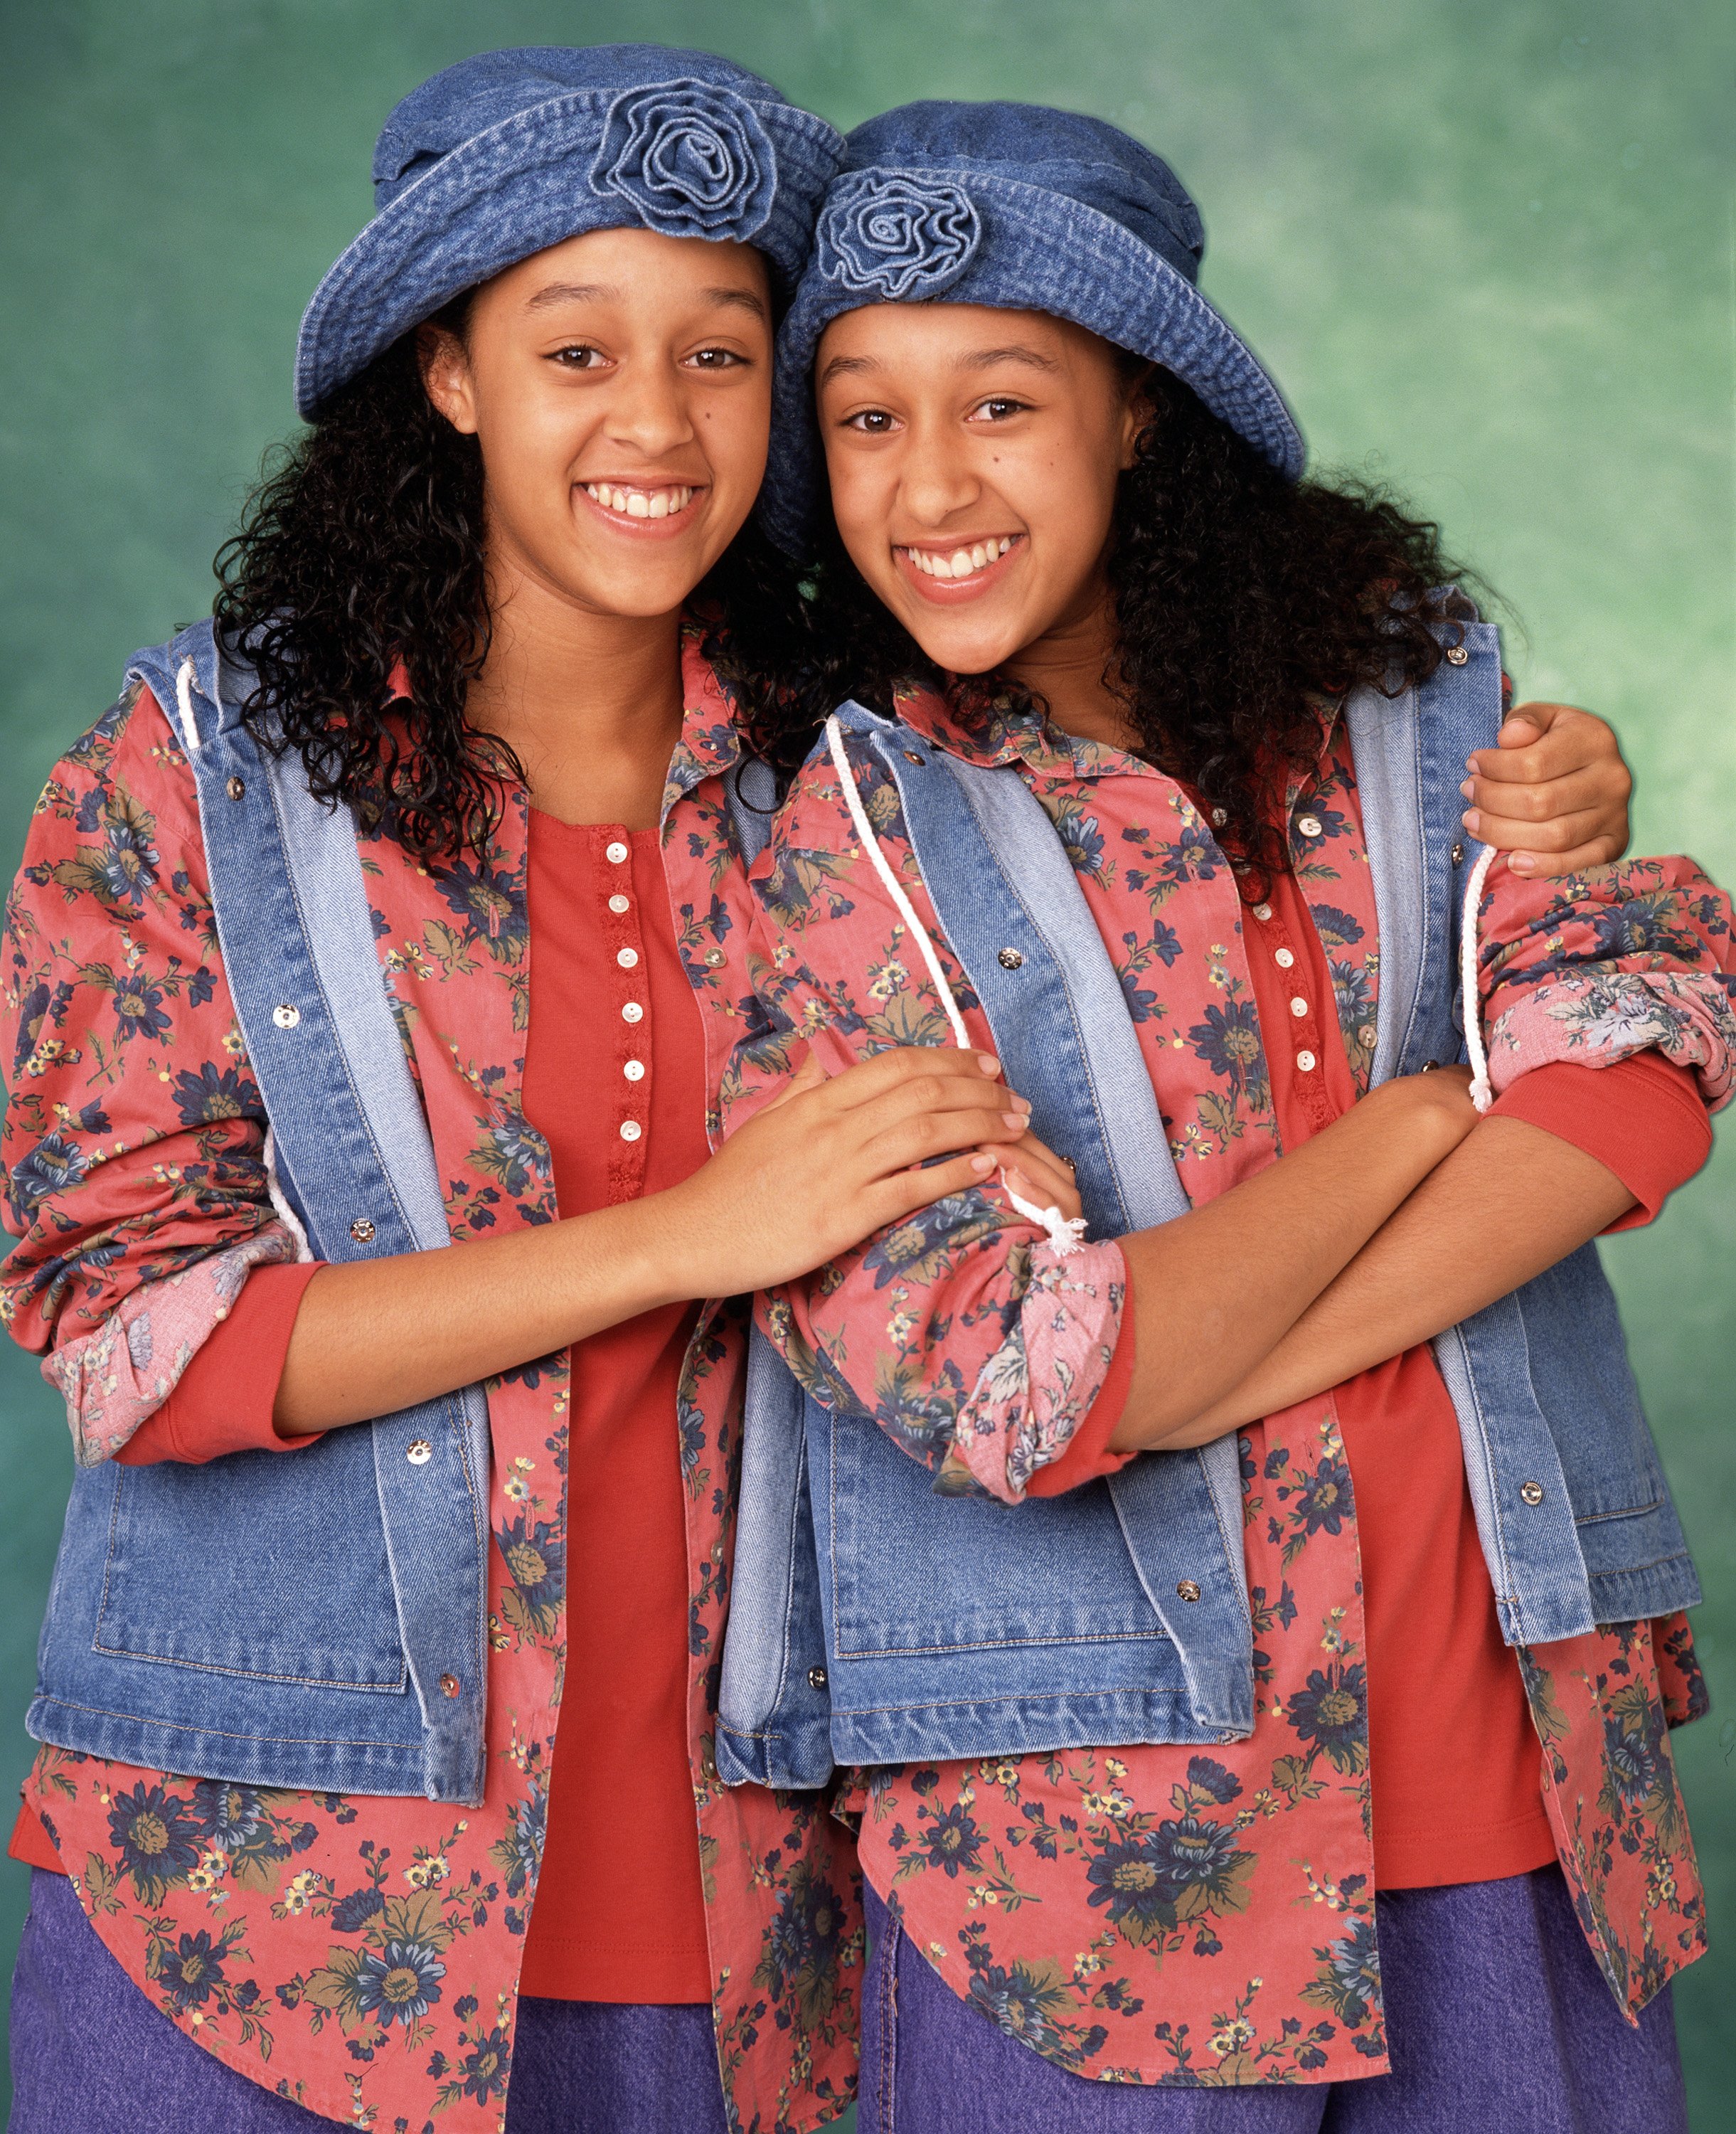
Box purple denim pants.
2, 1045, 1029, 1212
861, 1869, 1687, 2134
7, 1868, 731, 2133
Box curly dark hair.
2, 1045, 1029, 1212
782, 366, 1483, 884
214, 301, 811, 859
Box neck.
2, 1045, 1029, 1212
999, 580, 1131, 751
464, 553, 686, 832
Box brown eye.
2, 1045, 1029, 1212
847, 409, 896, 433
550, 344, 605, 369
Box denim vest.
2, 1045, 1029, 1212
714, 619, 1702, 1790
29, 622, 493, 1804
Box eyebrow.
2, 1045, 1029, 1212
525, 280, 767, 321
818, 341, 1061, 388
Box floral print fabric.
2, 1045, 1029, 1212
2, 637, 860, 2133
729, 681, 1710, 2087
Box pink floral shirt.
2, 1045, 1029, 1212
725, 681, 1724, 2086
2, 639, 859, 2133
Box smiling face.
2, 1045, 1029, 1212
815, 302, 1146, 679
422, 224, 773, 621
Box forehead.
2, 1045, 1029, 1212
814, 300, 1117, 382
485, 225, 771, 312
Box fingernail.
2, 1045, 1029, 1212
1461, 809, 1480, 834
976, 1053, 1001, 1076
1460, 779, 1474, 800
970, 1152, 994, 1173
1003, 1109, 1029, 1131
1511, 854, 1535, 874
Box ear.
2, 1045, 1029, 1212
419, 323, 479, 436
1117, 361, 1158, 472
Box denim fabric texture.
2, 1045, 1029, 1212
760, 97, 1304, 553
858, 1872, 1686, 2131
7, 1868, 730, 2133
28, 622, 491, 1801
716, 607, 1700, 1784
294, 44, 843, 414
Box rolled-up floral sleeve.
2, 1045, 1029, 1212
1, 685, 294, 1463
1476, 854, 1736, 1109
725, 733, 1124, 1507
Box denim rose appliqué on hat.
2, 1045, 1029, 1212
295, 44, 843, 416
763, 98, 1303, 553
816, 171, 981, 301
590, 80, 777, 240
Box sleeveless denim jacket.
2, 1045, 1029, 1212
713, 617, 1703, 1789
30, 622, 493, 1803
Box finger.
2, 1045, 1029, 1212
1503, 835, 1623, 881
866, 1149, 1001, 1227
853, 1097, 1033, 1182
1464, 803, 1609, 856
1001, 1132, 1084, 1220
846, 1068, 1030, 1146
819, 1044, 1003, 1113
1469, 708, 1626, 787
999, 1159, 1085, 1227
1462, 764, 1614, 827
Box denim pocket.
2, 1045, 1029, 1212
93, 1426, 406, 1692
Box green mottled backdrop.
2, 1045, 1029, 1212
1, 0, 1732, 2121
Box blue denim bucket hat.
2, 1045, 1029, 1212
762, 100, 1303, 552
295, 45, 843, 415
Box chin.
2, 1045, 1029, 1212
898, 610, 1026, 681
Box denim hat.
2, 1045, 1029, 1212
761, 100, 1303, 552
295, 45, 843, 415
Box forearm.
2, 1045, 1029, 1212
1170, 1118, 1634, 1444
1108, 1079, 1474, 1452
275, 1192, 688, 1433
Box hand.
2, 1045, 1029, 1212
656, 1045, 1031, 1299
1461, 702, 1631, 878
990, 1127, 1085, 1228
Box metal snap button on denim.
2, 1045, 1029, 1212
807, 1665, 829, 1690
272, 1003, 300, 1029
438, 1674, 461, 1698
225, 776, 245, 801
349, 1217, 376, 1243
902, 750, 926, 765
1176, 1579, 1202, 1603
997, 947, 1024, 970
1452, 842, 1465, 866
1446, 644, 1470, 665
406, 1439, 432, 1466
1520, 1480, 1545, 1506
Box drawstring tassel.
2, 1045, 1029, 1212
825, 714, 1090, 1258
1460, 844, 1497, 1113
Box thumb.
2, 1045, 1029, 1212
762, 1046, 828, 1113
1498, 701, 1553, 746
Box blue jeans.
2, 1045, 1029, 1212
7, 1869, 730, 2133
861, 1869, 1686, 2133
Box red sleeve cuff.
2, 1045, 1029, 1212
1486, 1055, 1712, 1234
1026, 1309, 1137, 1497
115, 1262, 325, 1465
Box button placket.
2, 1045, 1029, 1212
597, 825, 650, 1201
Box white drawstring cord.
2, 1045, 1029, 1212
1460, 843, 1497, 1113
173, 657, 202, 756
263, 1127, 314, 1263
825, 714, 1088, 1256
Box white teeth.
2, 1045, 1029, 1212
998, 536, 1012, 555
948, 550, 972, 576
970, 543, 989, 570
584, 483, 695, 518
902, 537, 1017, 577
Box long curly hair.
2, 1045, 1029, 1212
214, 301, 811, 859
782, 366, 1482, 883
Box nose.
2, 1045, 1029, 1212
602, 356, 697, 460
899, 416, 983, 529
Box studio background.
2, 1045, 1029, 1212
1, 1, 1732, 2123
